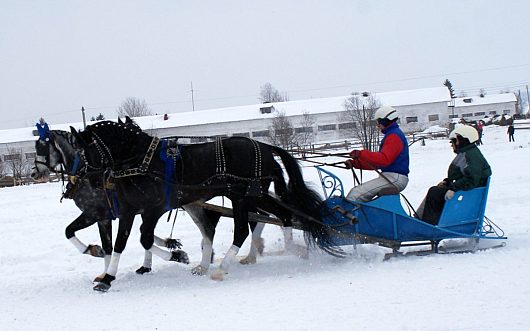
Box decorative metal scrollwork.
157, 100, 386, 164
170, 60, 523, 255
315, 166, 344, 199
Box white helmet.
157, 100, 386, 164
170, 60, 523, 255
374, 105, 398, 121
449, 125, 479, 143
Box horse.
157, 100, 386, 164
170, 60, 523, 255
71, 120, 332, 290
30, 125, 190, 283
31, 122, 306, 286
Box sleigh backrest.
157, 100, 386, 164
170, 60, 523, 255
437, 177, 490, 235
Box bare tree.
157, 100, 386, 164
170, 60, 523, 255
296, 111, 315, 149
0, 160, 5, 178
268, 110, 297, 149
259, 83, 289, 103
117, 97, 152, 118
341, 93, 381, 151
5, 146, 31, 185
479, 88, 487, 97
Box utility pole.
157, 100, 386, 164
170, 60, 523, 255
190, 81, 195, 112
81, 106, 87, 129
526, 85, 530, 114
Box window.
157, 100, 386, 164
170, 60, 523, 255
449, 114, 459, 119
25, 152, 36, 159
405, 116, 418, 123
462, 113, 473, 118
474, 112, 485, 116
233, 132, 250, 137
252, 130, 269, 137
191, 137, 207, 143
463, 98, 473, 103
503, 109, 511, 115
259, 106, 275, 114
318, 124, 336, 131
4, 154, 21, 161
489, 111, 497, 115
428, 114, 439, 121
295, 127, 313, 133
338, 122, 355, 130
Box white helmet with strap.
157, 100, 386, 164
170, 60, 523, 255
449, 125, 479, 143
374, 105, 398, 121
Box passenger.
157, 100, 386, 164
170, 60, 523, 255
344, 105, 409, 202
417, 125, 491, 225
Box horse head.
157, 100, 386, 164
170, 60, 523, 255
31, 125, 87, 180
71, 120, 148, 173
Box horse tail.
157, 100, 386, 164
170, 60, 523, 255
270, 145, 344, 257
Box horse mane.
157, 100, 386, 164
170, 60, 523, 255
80, 120, 150, 167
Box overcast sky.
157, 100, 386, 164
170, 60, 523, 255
1, 0, 529, 129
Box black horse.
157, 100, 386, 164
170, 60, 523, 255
30, 126, 190, 283
31, 122, 307, 287
71, 120, 330, 290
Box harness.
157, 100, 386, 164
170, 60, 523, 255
111, 137, 160, 178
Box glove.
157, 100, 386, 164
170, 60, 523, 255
349, 150, 361, 159
344, 160, 354, 169
444, 190, 455, 201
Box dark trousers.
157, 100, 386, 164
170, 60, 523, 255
422, 186, 450, 225
509, 134, 514, 142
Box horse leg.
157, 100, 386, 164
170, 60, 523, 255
184, 204, 220, 276
240, 222, 265, 265
211, 198, 251, 281
93, 211, 135, 292
93, 219, 114, 282
135, 230, 181, 275
65, 213, 106, 258
139, 209, 189, 265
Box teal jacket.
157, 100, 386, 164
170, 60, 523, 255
445, 143, 491, 191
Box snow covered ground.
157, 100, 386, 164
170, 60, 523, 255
1, 123, 529, 330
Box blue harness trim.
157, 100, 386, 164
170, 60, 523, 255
159, 140, 181, 211
71, 154, 81, 175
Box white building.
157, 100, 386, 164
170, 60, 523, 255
0, 87, 518, 166
449, 93, 517, 122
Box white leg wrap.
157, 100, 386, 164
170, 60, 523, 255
220, 245, 239, 271
252, 223, 265, 240
200, 238, 213, 268
143, 250, 153, 268
283, 227, 294, 245
149, 246, 172, 261
69, 236, 88, 254
106, 252, 121, 277
153, 236, 166, 247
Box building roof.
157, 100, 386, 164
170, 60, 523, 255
1, 86, 450, 144
453, 93, 517, 107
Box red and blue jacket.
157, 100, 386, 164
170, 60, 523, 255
350, 122, 409, 176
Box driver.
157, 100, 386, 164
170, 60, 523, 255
344, 105, 409, 202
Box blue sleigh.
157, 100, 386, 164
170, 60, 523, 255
316, 167, 507, 255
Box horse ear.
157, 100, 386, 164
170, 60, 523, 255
70, 126, 87, 148
118, 117, 123, 124
125, 116, 132, 123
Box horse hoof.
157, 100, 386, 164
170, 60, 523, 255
239, 256, 257, 265
170, 250, 189, 264
93, 282, 111, 292
84, 245, 105, 258
135, 266, 152, 275
210, 269, 226, 281
191, 265, 208, 276
93, 275, 104, 283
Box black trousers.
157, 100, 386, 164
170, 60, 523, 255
422, 186, 450, 225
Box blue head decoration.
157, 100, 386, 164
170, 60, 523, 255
36, 122, 50, 141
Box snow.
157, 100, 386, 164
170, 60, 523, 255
1, 124, 530, 330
